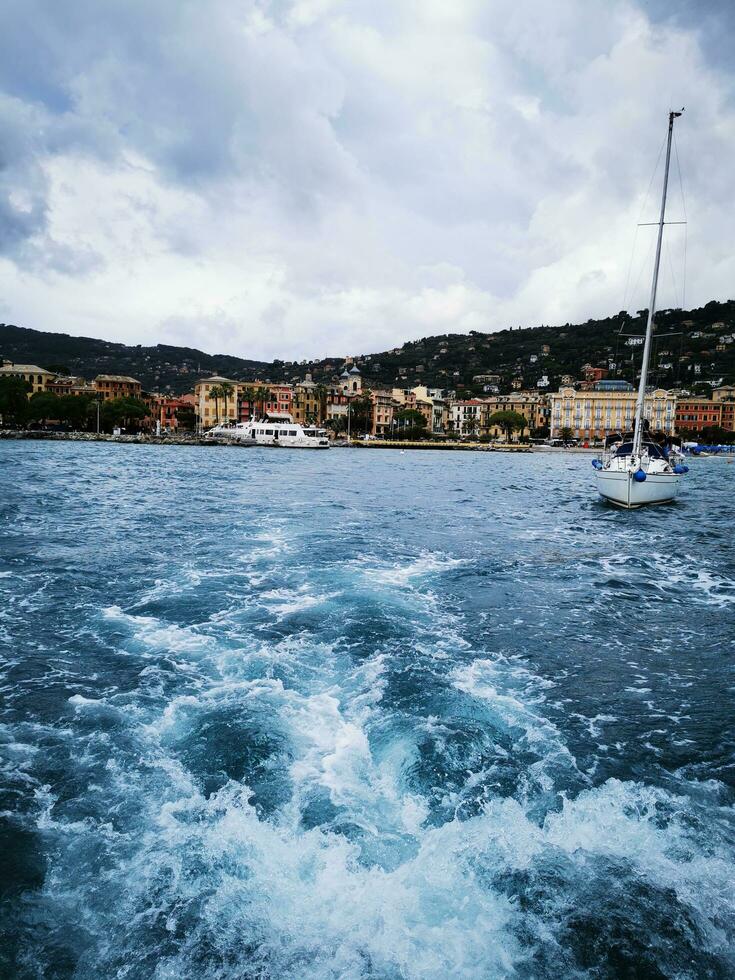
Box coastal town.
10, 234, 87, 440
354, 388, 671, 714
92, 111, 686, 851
1, 355, 734, 445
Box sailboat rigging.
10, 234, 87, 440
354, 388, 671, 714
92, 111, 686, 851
594, 109, 689, 509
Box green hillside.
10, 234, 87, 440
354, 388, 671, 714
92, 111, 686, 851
2, 298, 734, 396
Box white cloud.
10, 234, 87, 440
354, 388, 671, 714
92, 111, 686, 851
0, 0, 733, 359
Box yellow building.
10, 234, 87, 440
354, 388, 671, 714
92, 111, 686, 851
194, 376, 239, 429
483, 392, 550, 437
713, 385, 735, 403
550, 384, 676, 440
292, 376, 322, 424
0, 360, 56, 395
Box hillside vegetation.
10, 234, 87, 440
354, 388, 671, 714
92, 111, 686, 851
2, 299, 733, 395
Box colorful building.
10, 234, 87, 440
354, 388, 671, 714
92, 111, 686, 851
550, 383, 676, 440
675, 398, 723, 433
46, 376, 96, 397
483, 392, 550, 437
411, 386, 447, 433
0, 360, 57, 395
340, 365, 362, 395
153, 394, 196, 431
239, 383, 293, 421
292, 376, 323, 424
370, 390, 396, 436
449, 400, 485, 436
676, 386, 735, 434
193, 376, 239, 429
714, 386, 735, 432
94, 375, 142, 401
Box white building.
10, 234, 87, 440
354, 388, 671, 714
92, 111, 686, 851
450, 400, 485, 436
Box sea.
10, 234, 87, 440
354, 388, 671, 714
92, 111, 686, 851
1, 440, 734, 979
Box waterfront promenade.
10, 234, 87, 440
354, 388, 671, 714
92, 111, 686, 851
0, 429, 542, 452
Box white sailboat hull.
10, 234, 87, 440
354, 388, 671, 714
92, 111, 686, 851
595, 469, 680, 508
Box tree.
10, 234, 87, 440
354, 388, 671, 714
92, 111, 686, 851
325, 415, 347, 436
208, 384, 224, 423
61, 395, 94, 430
100, 397, 148, 432
699, 425, 735, 445
315, 384, 328, 424
348, 394, 374, 435
240, 385, 257, 420
28, 392, 63, 426
487, 410, 527, 442
255, 385, 272, 418
176, 404, 196, 431
0, 376, 31, 425
396, 407, 428, 439
219, 381, 234, 421
560, 426, 573, 443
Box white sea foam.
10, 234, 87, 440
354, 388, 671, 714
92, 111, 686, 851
61, 759, 734, 980
359, 551, 467, 588
102, 605, 215, 658
258, 586, 340, 620
598, 552, 735, 607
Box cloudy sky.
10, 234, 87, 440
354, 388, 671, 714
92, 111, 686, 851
0, 0, 733, 360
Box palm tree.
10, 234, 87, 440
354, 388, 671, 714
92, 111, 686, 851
315, 384, 328, 424
219, 381, 234, 422
240, 385, 257, 420
209, 384, 223, 423
256, 386, 272, 418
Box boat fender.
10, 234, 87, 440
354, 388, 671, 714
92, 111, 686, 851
673, 463, 687, 474
591, 459, 603, 470
633, 468, 647, 482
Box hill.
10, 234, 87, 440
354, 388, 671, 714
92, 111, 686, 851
2, 298, 734, 395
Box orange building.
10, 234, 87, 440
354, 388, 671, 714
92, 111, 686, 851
153, 394, 196, 431
713, 386, 735, 432
677, 387, 735, 434
370, 390, 396, 436
94, 375, 142, 401
675, 398, 721, 432
240, 382, 293, 420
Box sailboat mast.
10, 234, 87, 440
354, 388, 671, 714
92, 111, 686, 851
632, 110, 682, 455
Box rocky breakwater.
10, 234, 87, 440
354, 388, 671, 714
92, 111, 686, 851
0, 430, 248, 447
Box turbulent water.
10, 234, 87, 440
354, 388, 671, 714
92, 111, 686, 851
1, 441, 734, 979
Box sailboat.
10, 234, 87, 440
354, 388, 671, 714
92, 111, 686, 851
594, 110, 688, 509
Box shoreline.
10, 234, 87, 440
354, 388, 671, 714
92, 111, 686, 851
0, 430, 608, 453
0, 430, 540, 451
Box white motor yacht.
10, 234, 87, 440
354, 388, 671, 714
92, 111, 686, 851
206, 414, 330, 449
